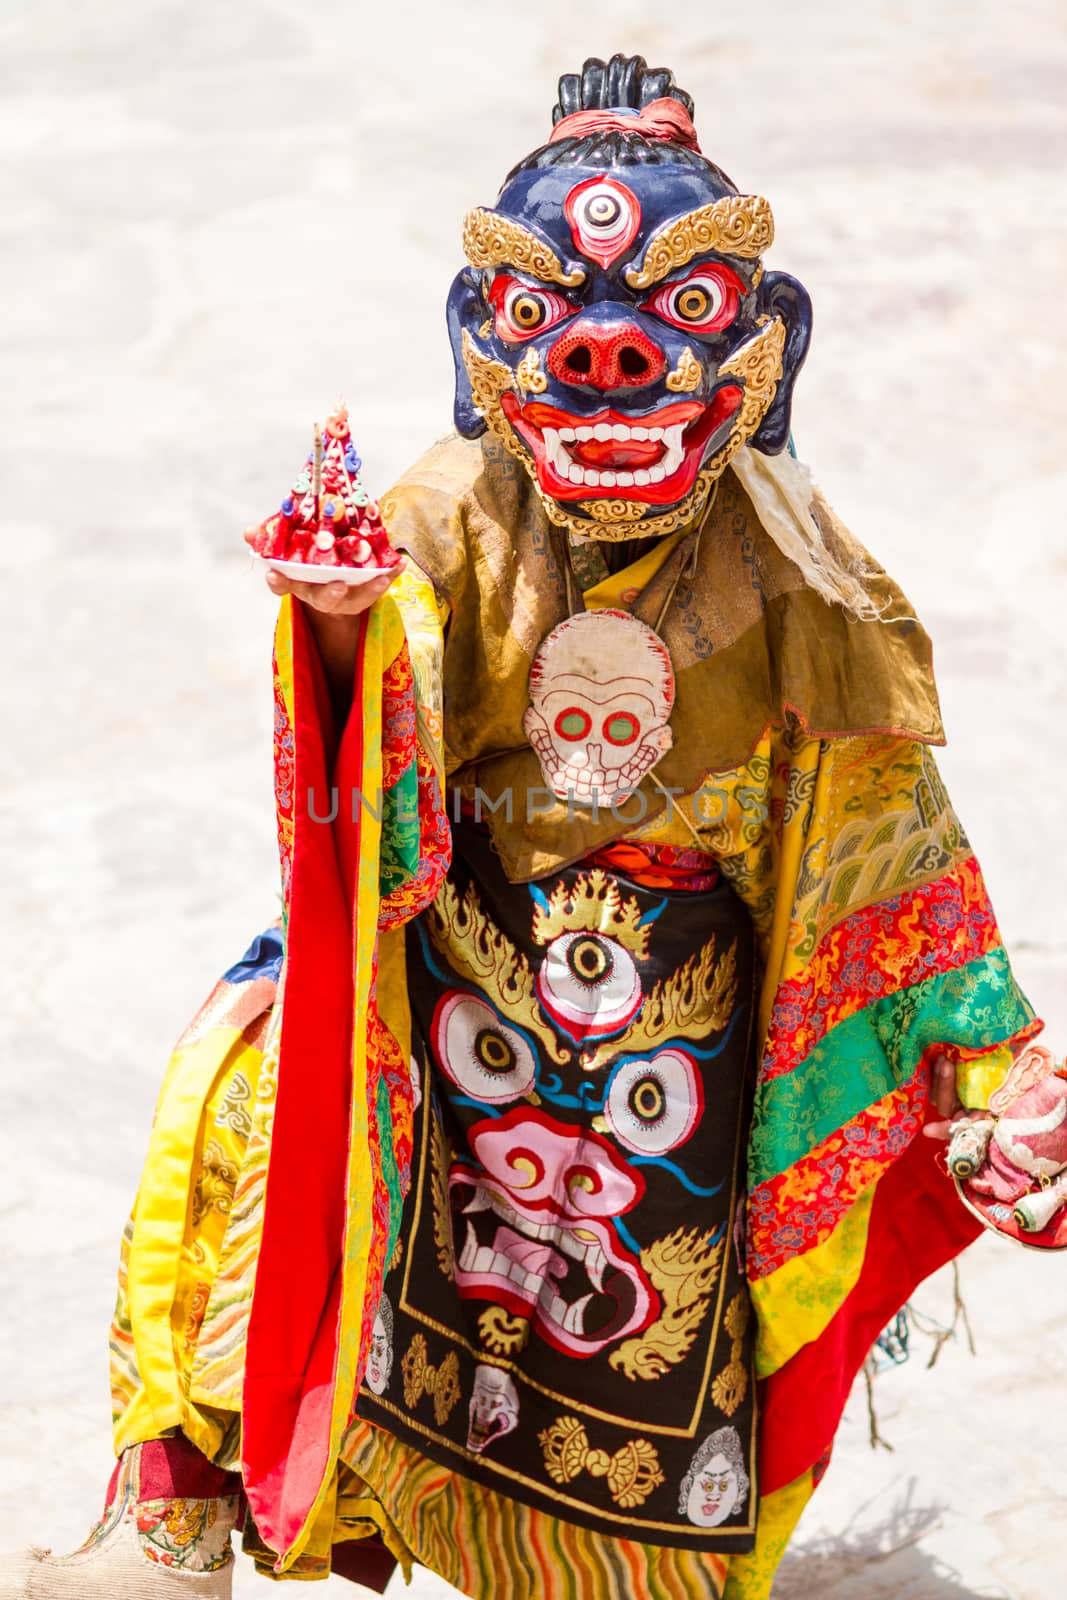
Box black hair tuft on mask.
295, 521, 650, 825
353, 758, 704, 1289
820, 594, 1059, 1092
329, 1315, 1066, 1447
504, 54, 733, 189
552, 54, 695, 123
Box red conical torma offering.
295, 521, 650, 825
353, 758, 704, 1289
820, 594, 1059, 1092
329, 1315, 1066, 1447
244, 406, 402, 574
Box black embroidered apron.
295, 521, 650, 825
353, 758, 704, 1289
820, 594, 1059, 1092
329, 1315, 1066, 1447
355, 821, 759, 1553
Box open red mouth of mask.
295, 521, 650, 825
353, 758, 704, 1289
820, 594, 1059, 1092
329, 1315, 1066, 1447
500, 386, 743, 504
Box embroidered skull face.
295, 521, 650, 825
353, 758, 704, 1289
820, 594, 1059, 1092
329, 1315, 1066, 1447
467, 1363, 520, 1453
523, 609, 674, 806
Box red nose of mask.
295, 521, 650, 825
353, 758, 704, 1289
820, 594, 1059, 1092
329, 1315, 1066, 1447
546, 320, 666, 390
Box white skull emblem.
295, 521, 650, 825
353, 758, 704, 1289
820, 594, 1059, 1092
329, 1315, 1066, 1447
467, 1363, 519, 1454
523, 609, 675, 807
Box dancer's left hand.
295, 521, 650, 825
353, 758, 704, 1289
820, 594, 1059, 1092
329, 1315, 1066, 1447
923, 1054, 989, 1140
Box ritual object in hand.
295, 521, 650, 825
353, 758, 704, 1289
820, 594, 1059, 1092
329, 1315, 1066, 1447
948, 1043, 1067, 1249
244, 405, 402, 584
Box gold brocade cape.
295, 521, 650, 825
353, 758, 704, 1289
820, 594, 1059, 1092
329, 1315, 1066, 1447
381, 434, 944, 883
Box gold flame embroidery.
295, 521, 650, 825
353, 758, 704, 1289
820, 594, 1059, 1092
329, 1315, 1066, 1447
579, 935, 738, 1074
430, 1114, 454, 1279
478, 1306, 531, 1357
427, 874, 572, 1067
531, 870, 651, 959
609, 1226, 725, 1380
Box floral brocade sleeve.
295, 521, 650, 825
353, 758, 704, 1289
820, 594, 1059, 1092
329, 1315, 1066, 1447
701, 727, 1038, 1390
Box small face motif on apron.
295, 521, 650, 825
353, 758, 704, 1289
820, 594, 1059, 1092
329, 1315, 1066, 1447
467, 1363, 520, 1453
678, 1426, 751, 1527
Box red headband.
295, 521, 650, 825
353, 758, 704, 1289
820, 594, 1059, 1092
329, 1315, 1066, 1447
548, 97, 702, 154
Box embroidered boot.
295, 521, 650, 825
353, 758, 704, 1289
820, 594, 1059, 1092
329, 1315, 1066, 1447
0, 1439, 241, 1598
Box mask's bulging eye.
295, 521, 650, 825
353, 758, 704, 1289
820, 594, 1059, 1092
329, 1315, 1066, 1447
488, 274, 574, 343
564, 177, 642, 268
433, 991, 537, 1104
642, 264, 744, 334
678, 286, 715, 320
604, 1048, 703, 1155
511, 294, 546, 329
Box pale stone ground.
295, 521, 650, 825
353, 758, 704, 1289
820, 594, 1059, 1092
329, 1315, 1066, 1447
1, 1, 1065, 1595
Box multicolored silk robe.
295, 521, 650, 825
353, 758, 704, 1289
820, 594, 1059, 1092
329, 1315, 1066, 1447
109, 436, 1038, 1600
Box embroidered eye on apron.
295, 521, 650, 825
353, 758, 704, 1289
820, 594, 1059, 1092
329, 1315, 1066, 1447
355, 820, 759, 1552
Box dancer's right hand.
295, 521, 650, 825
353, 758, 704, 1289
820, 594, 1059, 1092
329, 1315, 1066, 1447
263, 566, 398, 615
